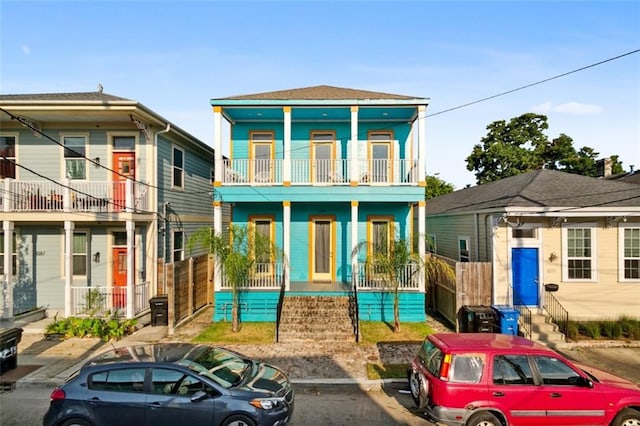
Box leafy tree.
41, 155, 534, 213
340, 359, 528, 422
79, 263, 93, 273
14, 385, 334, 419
466, 113, 624, 184
425, 174, 455, 199
188, 225, 282, 332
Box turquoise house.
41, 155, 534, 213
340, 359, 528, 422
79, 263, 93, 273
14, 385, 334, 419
210, 86, 428, 323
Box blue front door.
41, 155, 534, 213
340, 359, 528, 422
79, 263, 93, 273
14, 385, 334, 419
512, 248, 539, 305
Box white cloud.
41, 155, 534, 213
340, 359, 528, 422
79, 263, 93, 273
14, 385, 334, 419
20, 44, 30, 55
530, 101, 603, 115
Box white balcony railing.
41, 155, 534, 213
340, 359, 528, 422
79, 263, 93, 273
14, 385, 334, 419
1, 178, 149, 213
70, 281, 150, 317
222, 159, 418, 186
354, 261, 421, 291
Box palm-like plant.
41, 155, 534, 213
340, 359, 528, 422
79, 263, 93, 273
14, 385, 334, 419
189, 224, 281, 332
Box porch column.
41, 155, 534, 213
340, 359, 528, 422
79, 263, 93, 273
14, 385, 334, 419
283, 107, 291, 185
351, 201, 359, 288
126, 220, 135, 318
283, 201, 291, 290
213, 106, 223, 184
2, 221, 14, 318
125, 178, 134, 212
64, 221, 74, 318
2, 178, 11, 212
350, 106, 359, 185
213, 200, 222, 291
418, 201, 426, 292
417, 105, 427, 185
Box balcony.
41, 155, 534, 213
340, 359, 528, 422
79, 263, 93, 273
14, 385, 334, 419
222, 158, 419, 186
1, 178, 149, 213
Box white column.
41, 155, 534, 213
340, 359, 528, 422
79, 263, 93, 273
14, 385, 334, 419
2, 221, 14, 317
283, 107, 291, 184
418, 201, 426, 292
213, 201, 222, 291
213, 106, 223, 183
2, 179, 11, 212
351, 201, 359, 288
283, 201, 291, 290
126, 220, 135, 318
350, 106, 359, 183
64, 221, 74, 317
418, 105, 427, 182
125, 178, 134, 212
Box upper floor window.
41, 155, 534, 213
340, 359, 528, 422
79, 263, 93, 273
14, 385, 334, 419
173, 230, 184, 262
620, 225, 640, 281
0, 135, 16, 179
63, 135, 87, 180
0, 231, 18, 275
311, 131, 336, 183
250, 132, 274, 182
173, 147, 184, 189
563, 225, 595, 281
458, 237, 470, 262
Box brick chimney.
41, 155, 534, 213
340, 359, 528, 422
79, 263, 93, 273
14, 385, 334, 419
596, 157, 613, 177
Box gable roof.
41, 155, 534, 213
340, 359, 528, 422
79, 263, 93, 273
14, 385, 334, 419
426, 169, 640, 215
0, 92, 133, 103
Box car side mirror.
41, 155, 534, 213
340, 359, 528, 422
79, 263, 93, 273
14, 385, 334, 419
190, 391, 209, 402
578, 377, 594, 388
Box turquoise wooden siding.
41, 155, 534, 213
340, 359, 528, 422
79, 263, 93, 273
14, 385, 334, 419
212, 291, 425, 322
357, 292, 426, 322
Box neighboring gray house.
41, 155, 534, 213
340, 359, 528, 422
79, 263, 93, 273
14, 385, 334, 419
426, 169, 640, 320
0, 91, 216, 319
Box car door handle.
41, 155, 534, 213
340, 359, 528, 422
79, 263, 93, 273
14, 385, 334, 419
148, 402, 163, 408
492, 392, 505, 397
550, 392, 562, 398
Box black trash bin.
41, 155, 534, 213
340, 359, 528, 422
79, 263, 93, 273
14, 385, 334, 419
458, 306, 499, 333
0, 327, 23, 374
149, 296, 168, 326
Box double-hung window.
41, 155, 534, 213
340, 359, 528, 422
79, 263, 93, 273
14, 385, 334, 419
0, 135, 16, 179
563, 225, 595, 280
64, 135, 87, 179
0, 231, 17, 275
173, 147, 184, 189
64, 231, 88, 276
368, 131, 392, 183
250, 132, 273, 183
250, 216, 274, 275
620, 224, 640, 280
173, 230, 184, 262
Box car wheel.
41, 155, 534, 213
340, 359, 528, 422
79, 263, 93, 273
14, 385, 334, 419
60, 419, 93, 426
408, 370, 428, 408
612, 408, 640, 426
466, 411, 502, 426
221, 414, 257, 426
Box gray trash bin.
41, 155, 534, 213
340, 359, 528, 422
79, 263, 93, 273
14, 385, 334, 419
0, 327, 23, 374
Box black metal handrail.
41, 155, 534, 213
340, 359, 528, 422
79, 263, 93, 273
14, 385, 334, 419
275, 269, 287, 342
514, 304, 532, 339
350, 266, 360, 342
543, 289, 569, 335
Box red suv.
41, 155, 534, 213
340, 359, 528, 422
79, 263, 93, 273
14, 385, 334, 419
408, 333, 640, 426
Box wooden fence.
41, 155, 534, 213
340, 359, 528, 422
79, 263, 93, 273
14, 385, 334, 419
159, 254, 213, 330
428, 255, 492, 330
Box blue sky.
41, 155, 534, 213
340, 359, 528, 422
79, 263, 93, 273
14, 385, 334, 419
1, 0, 639, 189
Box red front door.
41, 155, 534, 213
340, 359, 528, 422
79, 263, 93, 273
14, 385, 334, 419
112, 247, 127, 310
112, 152, 135, 211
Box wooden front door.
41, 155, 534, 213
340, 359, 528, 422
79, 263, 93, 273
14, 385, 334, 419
112, 151, 135, 210
311, 217, 334, 282
112, 247, 128, 310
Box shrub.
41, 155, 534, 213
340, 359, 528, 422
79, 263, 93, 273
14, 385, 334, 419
46, 314, 137, 341
565, 321, 579, 341
580, 321, 601, 339
602, 320, 623, 339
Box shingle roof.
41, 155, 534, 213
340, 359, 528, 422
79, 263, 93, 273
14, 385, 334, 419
0, 92, 132, 102
214, 85, 424, 101
426, 169, 640, 215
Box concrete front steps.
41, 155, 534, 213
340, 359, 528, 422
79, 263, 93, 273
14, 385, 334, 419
277, 295, 356, 342
529, 312, 567, 348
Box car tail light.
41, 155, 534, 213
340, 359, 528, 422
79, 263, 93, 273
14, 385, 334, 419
50, 388, 66, 401
440, 353, 452, 381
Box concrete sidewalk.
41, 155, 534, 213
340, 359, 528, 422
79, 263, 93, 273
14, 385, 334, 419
7, 309, 419, 390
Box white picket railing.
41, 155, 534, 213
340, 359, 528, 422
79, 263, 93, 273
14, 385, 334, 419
354, 262, 421, 290
70, 281, 150, 317
1, 178, 149, 213
222, 159, 418, 185
221, 263, 284, 290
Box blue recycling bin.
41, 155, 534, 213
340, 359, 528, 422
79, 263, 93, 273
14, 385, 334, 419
492, 305, 520, 335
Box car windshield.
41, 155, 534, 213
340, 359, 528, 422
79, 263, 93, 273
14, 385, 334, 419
181, 347, 252, 388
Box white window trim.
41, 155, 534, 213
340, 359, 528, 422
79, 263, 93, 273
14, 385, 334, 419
458, 236, 470, 262
0, 132, 19, 179
0, 230, 18, 276
508, 223, 542, 244
60, 132, 90, 180
172, 146, 185, 189
562, 223, 597, 282
619, 223, 640, 282
62, 229, 90, 278
172, 230, 184, 262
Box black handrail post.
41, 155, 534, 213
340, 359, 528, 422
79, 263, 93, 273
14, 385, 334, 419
275, 267, 286, 343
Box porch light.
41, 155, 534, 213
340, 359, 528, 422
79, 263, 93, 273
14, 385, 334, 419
93, 252, 100, 263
